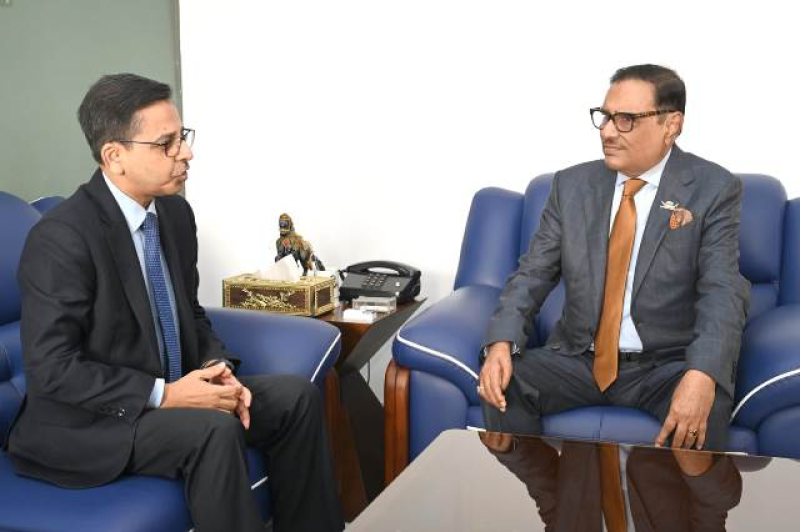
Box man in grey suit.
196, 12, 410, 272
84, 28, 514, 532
478, 64, 750, 452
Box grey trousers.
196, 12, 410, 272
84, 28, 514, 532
481, 348, 733, 451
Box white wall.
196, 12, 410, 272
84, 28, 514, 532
179, 1, 799, 395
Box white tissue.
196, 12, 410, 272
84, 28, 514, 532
257, 255, 303, 282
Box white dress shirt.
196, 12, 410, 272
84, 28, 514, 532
103, 175, 181, 408
608, 149, 671, 352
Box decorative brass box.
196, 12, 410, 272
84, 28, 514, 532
223, 273, 336, 317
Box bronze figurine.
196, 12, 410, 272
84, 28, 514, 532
275, 213, 325, 274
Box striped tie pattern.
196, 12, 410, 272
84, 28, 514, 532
143, 212, 182, 382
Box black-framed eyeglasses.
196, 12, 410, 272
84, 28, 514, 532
114, 127, 195, 157
590, 108, 676, 133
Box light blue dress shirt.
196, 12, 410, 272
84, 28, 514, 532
103, 175, 181, 408
608, 149, 671, 352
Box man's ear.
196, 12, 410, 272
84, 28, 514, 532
100, 142, 125, 175
666, 112, 684, 144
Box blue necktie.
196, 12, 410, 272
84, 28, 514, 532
143, 212, 182, 382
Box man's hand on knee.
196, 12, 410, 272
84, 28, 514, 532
478, 342, 514, 412
655, 369, 716, 450
161, 363, 243, 414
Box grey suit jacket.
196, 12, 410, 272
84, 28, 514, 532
485, 146, 750, 397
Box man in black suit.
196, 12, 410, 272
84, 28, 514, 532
7, 74, 343, 532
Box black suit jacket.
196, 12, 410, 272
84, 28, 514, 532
8, 170, 234, 488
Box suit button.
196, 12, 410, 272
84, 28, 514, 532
117, 408, 126, 417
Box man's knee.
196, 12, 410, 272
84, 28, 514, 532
132, 409, 247, 475
179, 409, 246, 451
207, 409, 245, 433
704, 388, 733, 451
250, 375, 323, 422
283, 376, 323, 418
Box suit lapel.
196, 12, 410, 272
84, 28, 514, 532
155, 199, 198, 365
85, 171, 160, 360
631, 147, 696, 300
582, 166, 617, 319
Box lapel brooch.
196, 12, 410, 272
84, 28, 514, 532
661, 201, 693, 229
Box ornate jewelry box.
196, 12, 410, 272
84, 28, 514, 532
223, 273, 336, 317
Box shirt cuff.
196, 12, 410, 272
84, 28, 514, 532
147, 378, 165, 409
480, 342, 521, 363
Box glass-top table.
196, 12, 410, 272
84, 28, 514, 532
350, 429, 798, 531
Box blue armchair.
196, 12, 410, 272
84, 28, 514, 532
0, 191, 341, 531
385, 172, 800, 483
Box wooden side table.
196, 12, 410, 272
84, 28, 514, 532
318, 299, 424, 521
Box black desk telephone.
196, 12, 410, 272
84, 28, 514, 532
339, 261, 421, 304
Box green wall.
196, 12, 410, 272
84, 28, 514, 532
0, 0, 181, 201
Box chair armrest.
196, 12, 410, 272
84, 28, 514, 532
732, 304, 800, 429
393, 285, 502, 403
205, 307, 341, 387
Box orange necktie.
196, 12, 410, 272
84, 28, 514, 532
594, 178, 646, 391
599, 443, 627, 532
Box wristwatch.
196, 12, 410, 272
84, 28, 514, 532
480, 342, 521, 363
201, 357, 235, 373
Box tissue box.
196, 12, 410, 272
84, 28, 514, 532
222, 273, 336, 317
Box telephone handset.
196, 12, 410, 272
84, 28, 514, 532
339, 261, 421, 304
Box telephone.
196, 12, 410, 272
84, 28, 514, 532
339, 261, 421, 304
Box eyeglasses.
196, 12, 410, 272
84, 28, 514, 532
590, 108, 676, 133
115, 127, 195, 157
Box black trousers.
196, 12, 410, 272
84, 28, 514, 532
481, 348, 733, 451
127, 375, 343, 532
